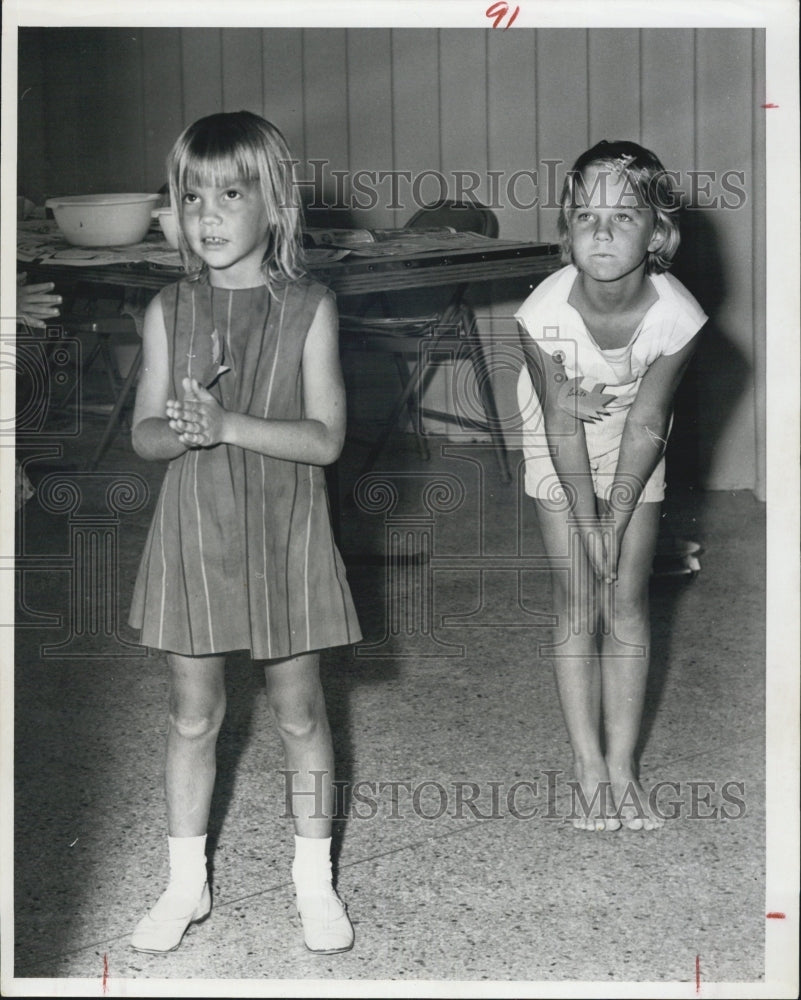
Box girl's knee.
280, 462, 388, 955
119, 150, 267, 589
169, 704, 225, 741
167, 655, 226, 737
608, 583, 649, 622
168, 685, 226, 741
268, 690, 325, 741
602, 590, 649, 638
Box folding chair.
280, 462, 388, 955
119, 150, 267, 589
338, 199, 511, 482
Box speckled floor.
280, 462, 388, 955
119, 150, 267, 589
8, 358, 773, 997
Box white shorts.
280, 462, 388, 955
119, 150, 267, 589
516, 367, 666, 506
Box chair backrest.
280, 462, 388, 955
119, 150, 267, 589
406, 199, 499, 239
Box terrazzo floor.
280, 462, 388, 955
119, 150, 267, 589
5, 351, 785, 998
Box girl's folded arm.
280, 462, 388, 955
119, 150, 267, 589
221, 293, 346, 466
132, 294, 188, 462
612, 332, 701, 524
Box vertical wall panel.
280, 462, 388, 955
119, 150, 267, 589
436, 29, 491, 432
222, 30, 263, 114
99, 30, 146, 192
17, 29, 47, 204
77, 30, 118, 193
535, 30, 590, 247
694, 29, 755, 490
261, 30, 305, 167
487, 29, 538, 242
346, 29, 394, 228
181, 29, 223, 125
301, 29, 349, 221
40, 29, 97, 196
391, 29, 441, 225
640, 29, 695, 169
141, 28, 184, 191
587, 30, 641, 144
439, 30, 488, 191
641, 29, 699, 486
484, 30, 539, 446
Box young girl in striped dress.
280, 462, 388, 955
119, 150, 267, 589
128, 111, 361, 955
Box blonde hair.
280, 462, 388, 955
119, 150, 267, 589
167, 111, 305, 285
557, 140, 681, 275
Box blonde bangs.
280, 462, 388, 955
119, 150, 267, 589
177, 146, 260, 198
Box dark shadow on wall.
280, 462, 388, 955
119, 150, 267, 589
668, 207, 752, 488
301, 192, 360, 232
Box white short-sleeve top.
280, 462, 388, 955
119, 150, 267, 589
515, 264, 707, 498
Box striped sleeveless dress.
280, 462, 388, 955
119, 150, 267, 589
128, 275, 362, 659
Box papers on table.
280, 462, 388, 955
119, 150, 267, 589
18, 221, 536, 271
305, 226, 516, 257
16, 220, 183, 268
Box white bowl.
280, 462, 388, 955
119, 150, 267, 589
45, 193, 161, 247
152, 206, 180, 249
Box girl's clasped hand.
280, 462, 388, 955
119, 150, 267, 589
166, 377, 225, 448
582, 520, 619, 585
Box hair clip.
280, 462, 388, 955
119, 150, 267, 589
613, 153, 636, 174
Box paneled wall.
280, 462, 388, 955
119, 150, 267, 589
17, 27, 766, 494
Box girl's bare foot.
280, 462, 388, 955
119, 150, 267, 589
569, 759, 621, 832
607, 763, 665, 831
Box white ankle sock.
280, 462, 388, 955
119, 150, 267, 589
292, 835, 333, 894
167, 834, 207, 893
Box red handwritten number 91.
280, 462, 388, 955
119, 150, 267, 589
486, 1, 520, 29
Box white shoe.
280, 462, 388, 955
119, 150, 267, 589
296, 887, 354, 954
130, 882, 211, 953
